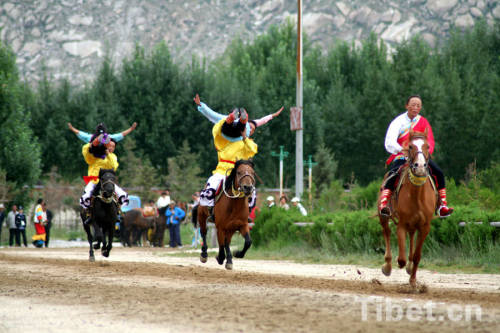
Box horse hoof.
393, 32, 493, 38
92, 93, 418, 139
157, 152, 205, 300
397, 259, 406, 269
225, 263, 233, 270
200, 256, 207, 263
234, 251, 243, 258
102, 251, 109, 258
381, 264, 391, 276
406, 262, 413, 275
89, 256, 95, 262
216, 255, 224, 265
93, 243, 100, 250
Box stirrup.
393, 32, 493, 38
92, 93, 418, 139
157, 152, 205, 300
206, 206, 214, 223
379, 206, 391, 217
438, 205, 454, 218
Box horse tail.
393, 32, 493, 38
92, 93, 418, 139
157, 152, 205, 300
191, 205, 199, 228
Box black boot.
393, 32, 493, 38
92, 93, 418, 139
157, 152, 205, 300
206, 206, 214, 223
83, 208, 91, 226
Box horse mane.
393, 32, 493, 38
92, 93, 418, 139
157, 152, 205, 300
98, 168, 115, 178
225, 159, 254, 191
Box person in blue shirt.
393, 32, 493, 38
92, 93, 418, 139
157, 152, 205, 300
165, 201, 185, 248
68, 122, 137, 143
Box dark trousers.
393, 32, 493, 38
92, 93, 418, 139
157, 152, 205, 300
18, 229, 27, 247
9, 228, 19, 246
222, 120, 246, 138
384, 158, 445, 191
169, 223, 182, 247
45, 223, 51, 247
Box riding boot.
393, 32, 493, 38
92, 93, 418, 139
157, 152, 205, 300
438, 188, 454, 218
83, 208, 91, 226
206, 206, 215, 223
379, 189, 393, 217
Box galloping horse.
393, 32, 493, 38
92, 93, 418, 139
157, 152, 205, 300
378, 129, 437, 286
82, 168, 119, 262
198, 159, 256, 270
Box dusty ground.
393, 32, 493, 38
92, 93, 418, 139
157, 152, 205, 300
0, 246, 498, 333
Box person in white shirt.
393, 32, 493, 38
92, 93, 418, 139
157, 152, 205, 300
156, 191, 171, 216
291, 197, 307, 216
266, 196, 275, 208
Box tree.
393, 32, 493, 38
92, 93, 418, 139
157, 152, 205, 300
165, 140, 204, 202
0, 40, 41, 203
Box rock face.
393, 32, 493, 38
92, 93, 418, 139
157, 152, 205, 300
0, 0, 498, 84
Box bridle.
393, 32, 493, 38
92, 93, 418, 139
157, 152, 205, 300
407, 136, 429, 186
97, 174, 116, 203
224, 167, 256, 199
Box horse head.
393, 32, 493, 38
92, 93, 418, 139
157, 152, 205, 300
98, 168, 116, 199
405, 129, 430, 179
226, 159, 256, 197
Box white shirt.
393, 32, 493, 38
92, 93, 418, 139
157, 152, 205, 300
384, 112, 419, 155
156, 195, 171, 209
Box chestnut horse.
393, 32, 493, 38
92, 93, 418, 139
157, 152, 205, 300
198, 159, 256, 270
378, 129, 437, 286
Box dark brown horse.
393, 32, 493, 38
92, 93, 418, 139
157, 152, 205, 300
198, 159, 256, 270
121, 209, 157, 247
82, 169, 118, 262
378, 129, 437, 286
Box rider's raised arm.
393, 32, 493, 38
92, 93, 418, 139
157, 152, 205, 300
113, 122, 137, 142
197, 102, 226, 124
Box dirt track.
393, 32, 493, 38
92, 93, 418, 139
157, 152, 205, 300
0, 246, 498, 332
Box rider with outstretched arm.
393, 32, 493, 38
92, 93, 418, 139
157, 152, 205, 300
80, 124, 129, 225
68, 122, 137, 143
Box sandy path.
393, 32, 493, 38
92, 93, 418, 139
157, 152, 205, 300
0, 247, 498, 332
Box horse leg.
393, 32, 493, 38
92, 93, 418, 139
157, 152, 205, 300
224, 239, 233, 270
84, 224, 95, 262
234, 232, 252, 259
198, 207, 209, 263
396, 225, 407, 269
409, 226, 430, 287
380, 217, 392, 276
216, 229, 226, 265
406, 231, 416, 275
93, 224, 102, 250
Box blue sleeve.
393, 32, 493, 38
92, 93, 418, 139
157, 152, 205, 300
177, 208, 186, 220
197, 102, 225, 124
77, 131, 92, 143
110, 133, 124, 142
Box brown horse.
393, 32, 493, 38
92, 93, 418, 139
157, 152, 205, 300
121, 209, 157, 247
378, 129, 437, 287
198, 159, 256, 270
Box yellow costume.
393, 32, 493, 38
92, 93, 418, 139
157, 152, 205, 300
82, 143, 119, 184
212, 119, 258, 175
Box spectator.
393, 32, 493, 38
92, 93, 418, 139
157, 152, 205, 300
156, 191, 171, 216
0, 203, 5, 244
15, 206, 27, 247
165, 200, 185, 248
45, 204, 53, 248
32, 198, 47, 248
279, 195, 290, 210
266, 196, 275, 208
6, 205, 18, 247
190, 192, 201, 247
291, 197, 308, 216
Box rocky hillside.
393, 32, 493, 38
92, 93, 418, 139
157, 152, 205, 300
1, 0, 499, 84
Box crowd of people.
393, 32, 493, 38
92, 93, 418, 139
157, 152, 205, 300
0, 199, 53, 248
